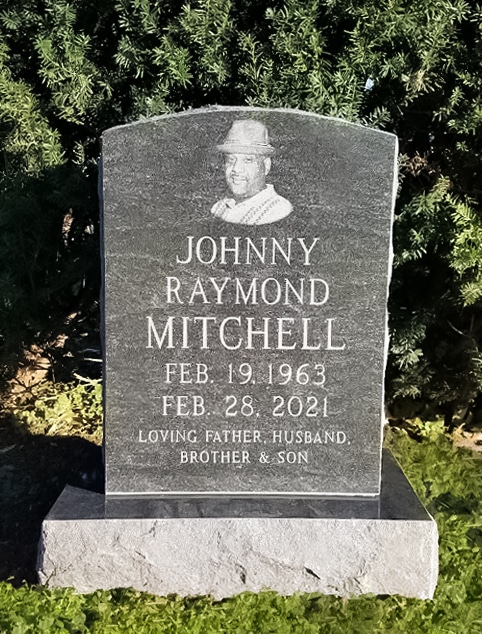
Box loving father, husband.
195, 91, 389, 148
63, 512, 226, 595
210, 120, 293, 225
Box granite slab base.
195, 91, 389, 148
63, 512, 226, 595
37, 452, 438, 599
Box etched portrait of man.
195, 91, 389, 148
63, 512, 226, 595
210, 119, 293, 225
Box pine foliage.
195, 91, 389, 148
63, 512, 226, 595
0, 0, 481, 415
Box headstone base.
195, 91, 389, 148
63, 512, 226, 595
37, 452, 438, 599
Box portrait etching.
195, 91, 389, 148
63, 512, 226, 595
210, 119, 293, 225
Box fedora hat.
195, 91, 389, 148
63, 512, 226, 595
216, 120, 275, 155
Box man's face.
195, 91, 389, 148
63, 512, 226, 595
224, 153, 270, 201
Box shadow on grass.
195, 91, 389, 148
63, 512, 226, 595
0, 414, 103, 585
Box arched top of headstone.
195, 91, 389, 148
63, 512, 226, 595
102, 106, 397, 235
104, 105, 398, 139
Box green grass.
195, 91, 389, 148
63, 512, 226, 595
1, 383, 482, 632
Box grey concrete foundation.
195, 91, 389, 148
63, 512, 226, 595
37, 452, 438, 599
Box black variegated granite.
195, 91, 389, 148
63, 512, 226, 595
101, 107, 397, 496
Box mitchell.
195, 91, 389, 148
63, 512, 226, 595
176, 235, 320, 266
146, 315, 346, 351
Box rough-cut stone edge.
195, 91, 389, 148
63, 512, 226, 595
37, 510, 438, 599
37, 485, 438, 599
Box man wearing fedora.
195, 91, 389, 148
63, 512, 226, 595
211, 119, 293, 225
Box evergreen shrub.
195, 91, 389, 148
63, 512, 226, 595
0, 0, 481, 415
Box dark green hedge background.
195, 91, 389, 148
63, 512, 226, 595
1, 0, 481, 421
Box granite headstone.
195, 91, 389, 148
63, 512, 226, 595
37, 107, 438, 600
102, 107, 397, 497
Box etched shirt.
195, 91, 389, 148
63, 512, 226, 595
210, 184, 293, 225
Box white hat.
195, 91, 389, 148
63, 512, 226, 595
217, 120, 275, 155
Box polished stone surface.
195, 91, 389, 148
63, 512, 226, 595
101, 451, 420, 519
101, 107, 398, 496
37, 452, 438, 599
